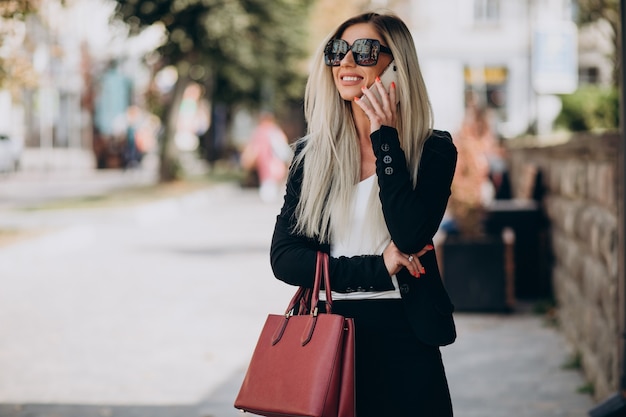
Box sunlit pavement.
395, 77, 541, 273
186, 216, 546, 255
0, 178, 594, 417
0, 150, 159, 210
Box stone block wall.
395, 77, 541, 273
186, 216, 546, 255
507, 133, 620, 400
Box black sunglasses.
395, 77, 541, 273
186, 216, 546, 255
324, 38, 392, 67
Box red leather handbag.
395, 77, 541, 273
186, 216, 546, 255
234, 251, 356, 417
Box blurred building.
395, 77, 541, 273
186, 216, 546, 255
0, 0, 162, 168
577, 18, 615, 87
368, 0, 580, 138
2, 0, 613, 161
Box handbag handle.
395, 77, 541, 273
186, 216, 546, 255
283, 251, 333, 316
311, 251, 333, 315
274, 252, 334, 346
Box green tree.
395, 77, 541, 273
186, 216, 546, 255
0, 0, 39, 94
112, 0, 313, 181
576, 0, 620, 85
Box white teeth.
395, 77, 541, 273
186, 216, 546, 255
342, 76, 361, 81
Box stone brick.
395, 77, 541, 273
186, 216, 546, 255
587, 162, 617, 209
575, 205, 598, 246
552, 232, 585, 286
579, 208, 613, 262
581, 259, 606, 309
601, 216, 618, 272
560, 160, 587, 199
548, 198, 583, 237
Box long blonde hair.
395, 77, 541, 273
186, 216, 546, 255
293, 12, 433, 243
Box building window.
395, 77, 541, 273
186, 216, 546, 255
474, 0, 501, 24
464, 66, 508, 121
578, 66, 599, 85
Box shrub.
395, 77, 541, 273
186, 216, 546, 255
555, 85, 619, 132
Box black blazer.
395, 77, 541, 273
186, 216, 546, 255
270, 126, 457, 346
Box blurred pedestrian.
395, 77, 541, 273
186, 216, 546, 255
240, 112, 292, 202
122, 105, 143, 168
454, 96, 496, 207
270, 12, 456, 416
487, 135, 512, 200
448, 95, 509, 235
175, 83, 210, 152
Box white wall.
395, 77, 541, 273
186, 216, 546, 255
405, 0, 553, 138
0, 90, 24, 146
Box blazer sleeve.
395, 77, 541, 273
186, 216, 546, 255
370, 126, 457, 255
270, 148, 394, 292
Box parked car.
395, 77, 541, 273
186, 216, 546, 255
0, 134, 21, 172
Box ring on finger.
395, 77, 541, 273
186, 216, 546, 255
408, 255, 414, 262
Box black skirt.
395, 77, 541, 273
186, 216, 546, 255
319, 299, 453, 417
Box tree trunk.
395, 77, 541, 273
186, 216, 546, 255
158, 73, 189, 182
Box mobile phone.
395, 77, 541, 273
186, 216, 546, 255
359, 60, 399, 107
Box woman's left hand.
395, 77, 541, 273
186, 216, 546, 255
383, 241, 433, 278
355, 78, 397, 133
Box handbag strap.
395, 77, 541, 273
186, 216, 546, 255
283, 251, 333, 316
310, 251, 333, 314
273, 252, 335, 346
321, 252, 333, 314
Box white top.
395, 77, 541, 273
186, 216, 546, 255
326, 175, 401, 300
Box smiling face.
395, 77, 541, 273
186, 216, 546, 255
331, 23, 393, 102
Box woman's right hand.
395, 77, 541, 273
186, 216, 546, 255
383, 241, 434, 278
355, 78, 397, 134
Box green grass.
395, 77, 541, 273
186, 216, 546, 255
533, 298, 559, 328
577, 382, 595, 395
561, 352, 582, 370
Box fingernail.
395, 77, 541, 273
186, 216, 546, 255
354, 96, 359, 102
427, 245, 434, 249
391, 81, 396, 88
376, 76, 381, 82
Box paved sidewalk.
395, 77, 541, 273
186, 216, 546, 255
444, 312, 593, 417
0, 314, 593, 417
0, 155, 595, 417
0, 149, 159, 210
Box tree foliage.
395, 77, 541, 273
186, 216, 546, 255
0, 0, 40, 92
576, 0, 621, 85
112, 0, 313, 181
577, 0, 620, 28
556, 85, 619, 131
113, 0, 313, 111
0, 0, 38, 18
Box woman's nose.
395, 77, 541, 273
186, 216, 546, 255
340, 50, 356, 66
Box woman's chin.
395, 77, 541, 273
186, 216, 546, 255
341, 93, 361, 102
336, 86, 363, 102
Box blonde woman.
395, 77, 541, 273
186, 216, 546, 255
271, 12, 457, 416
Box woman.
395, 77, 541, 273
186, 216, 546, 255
270, 11, 457, 416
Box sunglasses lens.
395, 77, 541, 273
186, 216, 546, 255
324, 39, 348, 66
352, 39, 378, 66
